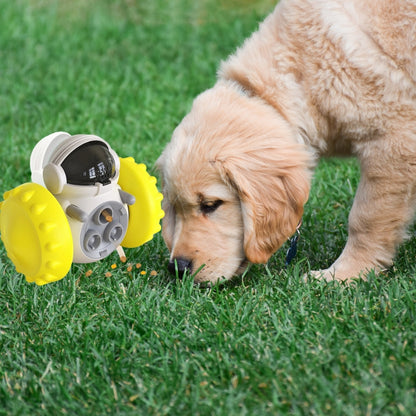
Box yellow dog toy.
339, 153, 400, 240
0, 132, 164, 285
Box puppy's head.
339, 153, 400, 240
157, 82, 311, 283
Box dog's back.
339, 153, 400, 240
220, 0, 416, 155
352, 0, 416, 82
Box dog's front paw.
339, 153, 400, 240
304, 264, 370, 284
304, 268, 337, 282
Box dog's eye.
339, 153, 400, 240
200, 200, 223, 215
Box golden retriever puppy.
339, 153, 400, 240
157, 0, 416, 284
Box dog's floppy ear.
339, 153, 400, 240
217, 144, 310, 264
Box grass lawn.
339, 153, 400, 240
1, 0, 415, 415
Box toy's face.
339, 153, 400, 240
61, 141, 116, 186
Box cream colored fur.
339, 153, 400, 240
157, 0, 416, 284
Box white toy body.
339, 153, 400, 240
30, 132, 134, 263
54, 182, 129, 263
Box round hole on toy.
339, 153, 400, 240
99, 208, 113, 224
104, 223, 124, 243
85, 232, 101, 252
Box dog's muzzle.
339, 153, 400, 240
168, 257, 193, 278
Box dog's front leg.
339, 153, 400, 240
311, 144, 416, 282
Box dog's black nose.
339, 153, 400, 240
168, 257, 193, 278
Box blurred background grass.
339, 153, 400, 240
0, 0, 275, 186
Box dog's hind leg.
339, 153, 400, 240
312, 136, 416, 282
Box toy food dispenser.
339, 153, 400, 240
0, 132, 164, 285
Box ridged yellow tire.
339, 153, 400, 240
0, 183, 73, 285
118, 157, 164, 248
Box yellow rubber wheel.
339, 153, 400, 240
118, 157, 164, 248
0, 183, 73, 285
